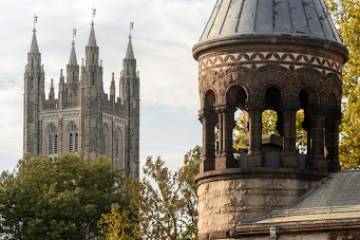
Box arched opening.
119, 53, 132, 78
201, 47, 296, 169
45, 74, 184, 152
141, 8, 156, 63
103, 125, 110, 156
263, 87, 282, 136
47, 124, 58, 155
227, 86, 248, 168
113, 129, 122, 167
202, 90, 217, 171
228, 86, 247, 150
68, 122, 79, 152
298, 89, 314, 156
296, 109, 307, 154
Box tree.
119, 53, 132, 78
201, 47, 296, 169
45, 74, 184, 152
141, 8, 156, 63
126, 147, 200, 240
326, 0, 360, 169
0, 154, 125, 240
98, 203, 140, 240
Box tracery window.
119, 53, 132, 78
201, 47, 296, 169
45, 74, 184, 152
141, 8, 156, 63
68, 122, 79, 152
48, 124, 58, 154
103, 125, 110, 156
114, 129, 121, 159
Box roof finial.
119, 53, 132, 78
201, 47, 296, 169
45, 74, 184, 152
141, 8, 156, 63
33, 14, 38, 32
129, 21, 134, 38
92, 8, 96, 25
72, 27, 76, 44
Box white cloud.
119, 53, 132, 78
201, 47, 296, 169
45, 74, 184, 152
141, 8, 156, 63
0, 0, 214, 172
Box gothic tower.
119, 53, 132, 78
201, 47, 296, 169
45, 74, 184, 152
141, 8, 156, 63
192, 0, 348, 239
23, 16, 140, 179
24, 27, 45, 156
80, 21, 104, 160
120, 34, 140, 178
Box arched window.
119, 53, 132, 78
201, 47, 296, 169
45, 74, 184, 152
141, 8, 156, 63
68, 122, 79, 152
103, 125, 110, 156
48, 124, 58, 154
227, 86, 248, 151
114, 129, 121, 159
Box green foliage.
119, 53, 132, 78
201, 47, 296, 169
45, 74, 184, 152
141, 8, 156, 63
326, 0, 360, 169
98, 203, 140, 240
0, 154, 125, 240
234, 110, 307, 152
233, 111, 247, 150
262, 110, 279, 136
126, 147, 200, 240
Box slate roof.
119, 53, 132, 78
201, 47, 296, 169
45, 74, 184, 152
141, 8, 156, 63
257, 170, 360, 224
200, 0, 342, 44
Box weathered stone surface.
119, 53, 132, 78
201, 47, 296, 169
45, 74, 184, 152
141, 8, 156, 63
197, 177, 318, 236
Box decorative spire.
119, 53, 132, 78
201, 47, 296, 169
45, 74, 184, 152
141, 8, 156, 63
69, 28, 77, 65
125, 22, 135, 59
111, 73, 116, 88
30, 15, 39, 53
50, 79, 54, 91
87, 8, 97, 47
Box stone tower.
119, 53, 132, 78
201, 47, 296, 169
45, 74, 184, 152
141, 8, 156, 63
80, 21, 104, 160
24, 28, 45, 156
23, 19, 140, 179
192, 0, 348, 239
120, 35, 140, 177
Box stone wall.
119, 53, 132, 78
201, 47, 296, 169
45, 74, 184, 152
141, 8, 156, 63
197, 175, 319, 238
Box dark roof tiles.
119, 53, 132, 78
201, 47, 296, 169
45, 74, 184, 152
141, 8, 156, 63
200, 0, 342, 44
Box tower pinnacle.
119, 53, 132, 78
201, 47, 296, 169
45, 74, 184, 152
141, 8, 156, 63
69, 28, 77, 65
87, 8, 97, 47
125, 22, 135, 59
30, 15, 39, 53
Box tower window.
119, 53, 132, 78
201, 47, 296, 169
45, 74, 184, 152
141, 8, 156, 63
48, 124, 58, 155
68, 122, 79, 152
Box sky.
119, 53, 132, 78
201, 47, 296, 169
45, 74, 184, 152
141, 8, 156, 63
0, 0, 215, 173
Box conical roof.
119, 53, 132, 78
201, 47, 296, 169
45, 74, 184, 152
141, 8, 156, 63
199, 0, 342, 44
125, 36, 134, 59
68, 41, 77, 65
87, 23, 97, 47
30, 29, 39, 53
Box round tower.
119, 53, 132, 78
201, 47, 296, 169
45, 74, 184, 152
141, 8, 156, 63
192, 0, 348, 239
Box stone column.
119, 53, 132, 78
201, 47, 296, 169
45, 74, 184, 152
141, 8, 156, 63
247, 104, 263, 167
216, 107, 235, 169
325, 111, 341, 172
217, 108, 224, 155
310, 110, 327, 171
282, 98, 298, 168
199, 110, 216, 173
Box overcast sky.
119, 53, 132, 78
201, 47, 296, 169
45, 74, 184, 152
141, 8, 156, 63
0, 0, 214, 172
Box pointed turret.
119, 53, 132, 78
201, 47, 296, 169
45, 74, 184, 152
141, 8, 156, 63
125, 36, 134, 59
87, 23, 97, 47
49, 79, 55, 100
110, 72, 116, 96
30, 29, 39, 53
69, 40, 77, 65
66, 32, 80, 86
